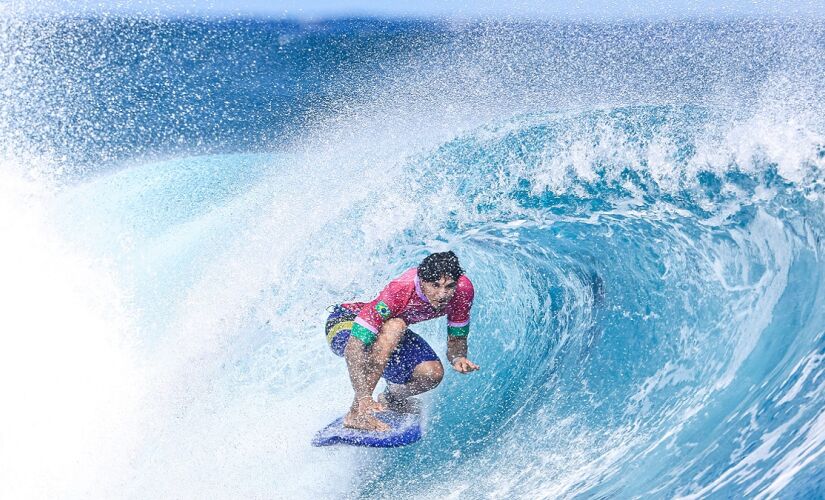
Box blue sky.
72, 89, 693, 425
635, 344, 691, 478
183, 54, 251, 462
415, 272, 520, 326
18, 0, 825, 20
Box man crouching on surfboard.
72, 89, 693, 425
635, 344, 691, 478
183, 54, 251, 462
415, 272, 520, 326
324, 251, 479, 432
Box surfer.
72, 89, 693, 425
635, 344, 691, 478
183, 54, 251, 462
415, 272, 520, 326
324, 251, 479, 432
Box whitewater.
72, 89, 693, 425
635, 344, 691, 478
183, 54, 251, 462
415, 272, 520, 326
1, 11, 824, 499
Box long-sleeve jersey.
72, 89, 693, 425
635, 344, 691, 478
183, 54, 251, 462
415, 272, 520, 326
342, 268, 474, 347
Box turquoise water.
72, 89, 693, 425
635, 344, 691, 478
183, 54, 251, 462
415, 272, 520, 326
1, 15, 824, 499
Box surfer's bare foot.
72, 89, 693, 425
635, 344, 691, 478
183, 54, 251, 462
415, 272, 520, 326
343, 409, 390, 432
378, 392, 420, 414
343, 398, 390, 432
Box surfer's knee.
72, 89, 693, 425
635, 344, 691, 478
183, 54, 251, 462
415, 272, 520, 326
413, 360, 444, 389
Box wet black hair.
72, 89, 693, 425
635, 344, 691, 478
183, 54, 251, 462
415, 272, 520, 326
417, 251, 464, 282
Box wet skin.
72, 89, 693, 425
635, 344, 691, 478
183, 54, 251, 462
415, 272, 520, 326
343, 276, 479, 432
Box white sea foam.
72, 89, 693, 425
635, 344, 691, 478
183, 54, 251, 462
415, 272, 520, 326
0, 159, 143, 499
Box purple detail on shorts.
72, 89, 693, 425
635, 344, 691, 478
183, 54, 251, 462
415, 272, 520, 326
331, 330, 350, 356
328, 305, 353, 321
329, 329, 438, 385
381, 331, 439, 384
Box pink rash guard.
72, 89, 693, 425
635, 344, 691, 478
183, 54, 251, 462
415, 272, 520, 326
341, 268, 474, 346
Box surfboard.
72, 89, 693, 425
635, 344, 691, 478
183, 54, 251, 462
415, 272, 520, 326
311, 410, 422, 448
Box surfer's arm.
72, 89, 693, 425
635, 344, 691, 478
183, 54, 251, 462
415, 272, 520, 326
345, 317, 409, 399
446, 276, 473, 337
445, 276, 477, 374
446, 335, 468, 363
345, 279, 414, 399
447, 335, 479, 373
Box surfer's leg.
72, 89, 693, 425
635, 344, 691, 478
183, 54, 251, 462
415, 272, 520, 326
369, 319, 408, 368
342, 318, 408, 431
379, 331, 442, 409
385, 360, 444, 399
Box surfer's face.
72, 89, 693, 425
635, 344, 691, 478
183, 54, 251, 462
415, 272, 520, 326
421, 276, 457, 310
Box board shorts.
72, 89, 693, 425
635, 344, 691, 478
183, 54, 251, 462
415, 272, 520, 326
325, 304, 439, 384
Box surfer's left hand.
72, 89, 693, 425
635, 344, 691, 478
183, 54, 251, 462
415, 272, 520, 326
451, 357, 479, 374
